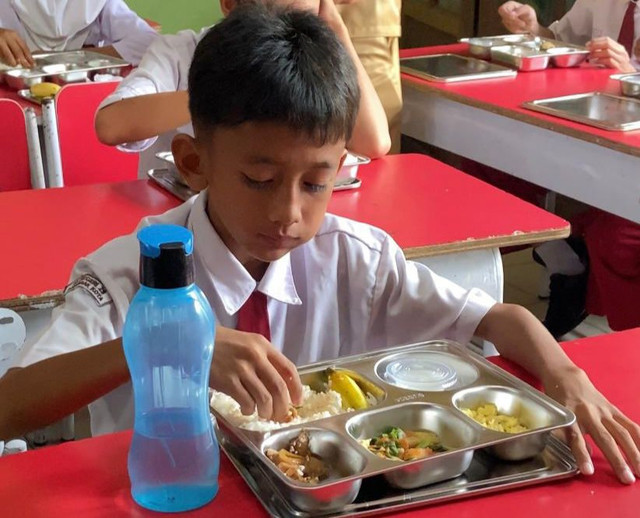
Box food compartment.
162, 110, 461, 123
41, 63, 88, 84
490, 45, 550, 71
453, 385, 565, 460
465, 34, 535, 59
260, 428, 367, 512
618, 73, 640, 98
4, 69, 43, 89
300, 367, 385, 410
545, 47, 589, 68
375, 350, 479, 392
346, 403, 477, 489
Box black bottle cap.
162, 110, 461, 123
137, 224, 195, 289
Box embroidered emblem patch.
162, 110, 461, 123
65, 274, 113, 307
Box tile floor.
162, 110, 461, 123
502, 248, 612, 341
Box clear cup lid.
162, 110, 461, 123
384, 353, 459, 391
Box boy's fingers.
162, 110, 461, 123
241, 367, 274, 420
589, 420, 636, 484
6, 38, 29, 68
269, 349, 303, 406
604, 418, 640, 478
255, 361, 292, 422
565, 424, 594, 475
16, 37, 33, 67
221, 377, 255, 417
0, 40, 17, 67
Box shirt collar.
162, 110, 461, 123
187, 191, 301, 315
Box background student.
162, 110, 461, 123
499, 0, 639, 72
94, 0, 390, 176
337, 0, 402, 153
3, 4, 639, 486
0, 0, 158, 67
498, 0, 640, 338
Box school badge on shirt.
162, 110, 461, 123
65, 274, 112, 306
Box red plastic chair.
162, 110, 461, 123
0, 99, 30, 192
56, 82, 139, 186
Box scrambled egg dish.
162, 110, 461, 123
462, 403, 528, 433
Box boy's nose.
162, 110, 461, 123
269, 187, 302, 227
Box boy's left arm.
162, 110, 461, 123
319, 0, 391, 159
476, 303, 640, 485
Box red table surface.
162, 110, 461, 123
0, 180, 179, 300
1, 329, 639, 517
0, 154, 568, 301
401, 44, 640, 155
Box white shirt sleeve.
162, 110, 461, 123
548, 0, 595, 45
365, 234, 496, 351
84, 0, 157, 65
97, 29, 198, 152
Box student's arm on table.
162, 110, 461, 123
476, 303, 640, 485
498, 1, 554, 38
211, 326, 303, 423
95, 90, 190, 146
0, 28, 33, 67
587, 37, 636, 73
0, 324, 305, 440
319, 0, 391, 158
0, 338, 129, 441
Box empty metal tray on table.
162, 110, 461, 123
523, 92, 640, 131
221, 434, 577, 518
212, 340, 577, 516
400, 54, 516, 83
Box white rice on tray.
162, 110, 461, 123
210, 385, 346, 432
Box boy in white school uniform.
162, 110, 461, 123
499, 0, 639, 72
94, 0, 391, 177
2, 4, 640, 486
0, 0, 157, 67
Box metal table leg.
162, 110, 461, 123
41, 98, 64, 188
24, 107, 46, 189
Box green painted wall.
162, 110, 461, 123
125, 0, 223, 34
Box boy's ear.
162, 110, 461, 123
171, 134, 208, 192
219, 0, 237, 15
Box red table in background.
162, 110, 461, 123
401, 44, 640, 223
0, 154, 568, 309
1, 329, 639, 518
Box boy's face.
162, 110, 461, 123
177, 122, 346, 276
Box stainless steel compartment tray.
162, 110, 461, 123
1, 50, 128, 88
221, 433, 578, 518
523, 92, 640, 131
461, 34, 538, 59
212, 340, 576, 511
400, 54, 516, 83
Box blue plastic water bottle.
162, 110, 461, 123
123, 224, 219, 512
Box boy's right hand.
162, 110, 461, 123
0, 29, 34, 68
211, 326, 303, 422
498, 2, 540, 35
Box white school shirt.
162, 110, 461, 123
0, 0, 157, 65
16, 192, 496, 436
98, 28, 209, 177
550, 0, 640, 69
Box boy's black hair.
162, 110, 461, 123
188, 2, 360, 145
